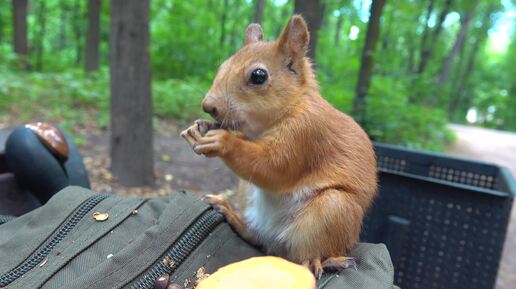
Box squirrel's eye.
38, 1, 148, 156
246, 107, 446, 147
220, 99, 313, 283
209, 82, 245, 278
249, 68, 268, 85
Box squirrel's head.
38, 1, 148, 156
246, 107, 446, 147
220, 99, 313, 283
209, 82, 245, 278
202, 15, 315, 139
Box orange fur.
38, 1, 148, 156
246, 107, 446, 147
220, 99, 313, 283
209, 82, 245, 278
181, 15, 377, 273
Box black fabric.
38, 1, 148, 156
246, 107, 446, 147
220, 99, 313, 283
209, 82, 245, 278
0, 172, 41, 216
4, 127, 90, 204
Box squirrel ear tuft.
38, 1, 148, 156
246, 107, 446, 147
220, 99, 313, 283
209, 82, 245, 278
244, 23, 264, 46
277, 15, 309, 58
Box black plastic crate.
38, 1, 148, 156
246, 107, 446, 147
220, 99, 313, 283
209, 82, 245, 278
361, 143, 516, 289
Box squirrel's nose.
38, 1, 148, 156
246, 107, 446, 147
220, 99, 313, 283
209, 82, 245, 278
202, 101, 219, 119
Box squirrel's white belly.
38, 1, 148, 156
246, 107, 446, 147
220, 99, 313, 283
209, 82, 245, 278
244, 186, 310, 255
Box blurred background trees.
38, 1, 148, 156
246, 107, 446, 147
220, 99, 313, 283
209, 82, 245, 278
109, 0, 154, 186
85, 0, 100, 73
0, 0, 514, 154
294, 0, 323, 62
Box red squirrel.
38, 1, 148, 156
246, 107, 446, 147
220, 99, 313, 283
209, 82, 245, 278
181, 15, 377, 278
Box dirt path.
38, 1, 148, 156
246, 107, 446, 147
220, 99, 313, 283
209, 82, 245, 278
446, 124, 516, 289
79, 119, 242, 206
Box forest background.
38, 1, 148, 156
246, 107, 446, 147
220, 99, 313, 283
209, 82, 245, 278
0, 0, 514, 155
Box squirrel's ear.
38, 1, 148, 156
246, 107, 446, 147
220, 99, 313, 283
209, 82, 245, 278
244, 23, 263, 46
277, 15, 309, 59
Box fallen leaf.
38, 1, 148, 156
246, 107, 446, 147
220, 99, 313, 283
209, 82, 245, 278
102, 172, 113, 181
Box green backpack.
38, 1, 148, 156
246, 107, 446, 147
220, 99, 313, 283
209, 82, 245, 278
0, 186, 399, 289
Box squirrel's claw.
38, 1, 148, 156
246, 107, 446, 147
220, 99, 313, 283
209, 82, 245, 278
203, 194, 231, 215
180, 129, 196, 147
203, 193, 229, 207
181, 120, 215, 154
188, 124, 203, 141
313, 258, 324, 280
303, 256, 357, 279
193, 129, 230, 157
195, 119, 218, 136
302, 258, 323, 279
322, 256, 357, 271
180, 123, 201, 146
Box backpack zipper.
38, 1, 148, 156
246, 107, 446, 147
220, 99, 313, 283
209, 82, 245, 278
129, 209, 224, 289
0, 215, 15, 225
0, 194, 110, 287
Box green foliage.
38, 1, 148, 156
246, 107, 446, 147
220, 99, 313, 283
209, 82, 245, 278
365, 76, 455, 151
151, 0, 223, 79
466, 31, 516, 131
315, 0, 458, 151
0, 69, 208, 129
150, 0, 294, 80
1, 0, 514, 152
0, 69, 108, 128
153, 78, 209, 121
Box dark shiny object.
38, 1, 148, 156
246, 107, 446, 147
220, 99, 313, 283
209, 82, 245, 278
154, 274, 170, 289
249, 68, 268, 85
25, 122, 69, 161
4, 126, 90, 204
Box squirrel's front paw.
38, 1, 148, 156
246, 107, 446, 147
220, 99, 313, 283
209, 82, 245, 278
181, 119, 218, 152
181, 121, 203, 145
195, 119, 219, 135
193, 129, 232, 157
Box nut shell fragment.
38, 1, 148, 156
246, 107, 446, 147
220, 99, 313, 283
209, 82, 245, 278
92, 212, 109, 221
163, 256, 175, 268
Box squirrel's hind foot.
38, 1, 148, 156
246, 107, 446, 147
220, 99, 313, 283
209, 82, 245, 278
203, 194, 255, 244
303, 256, 357, 279
322, 256, 357, 271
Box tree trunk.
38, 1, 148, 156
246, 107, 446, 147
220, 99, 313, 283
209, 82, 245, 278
12, 0, 28, 54
275, 2, 291, 37
12, 0, 29, 69
230, 1, 242, 49
110, 0, 154, 187
220, 0, 229, 46
34, 1, 47, 71
417, 0, 453, 74
57, 5, 68, 51
407, 23, 417, 73
0, 10, 4, 44
417, 0, 435, 72
448, 8, 493, 118
254, 0, 265, 25
85, 0, 101, 72
333, 10, 343, 45
294, 0, 323, 63
352, 0, 386, 125
72, 0, 83, 66
437, 10, 473, 84
447, 38, 479, 117
380, 6, 393, 51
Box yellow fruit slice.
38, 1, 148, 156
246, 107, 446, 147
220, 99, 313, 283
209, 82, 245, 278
196, 256, 315, 289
